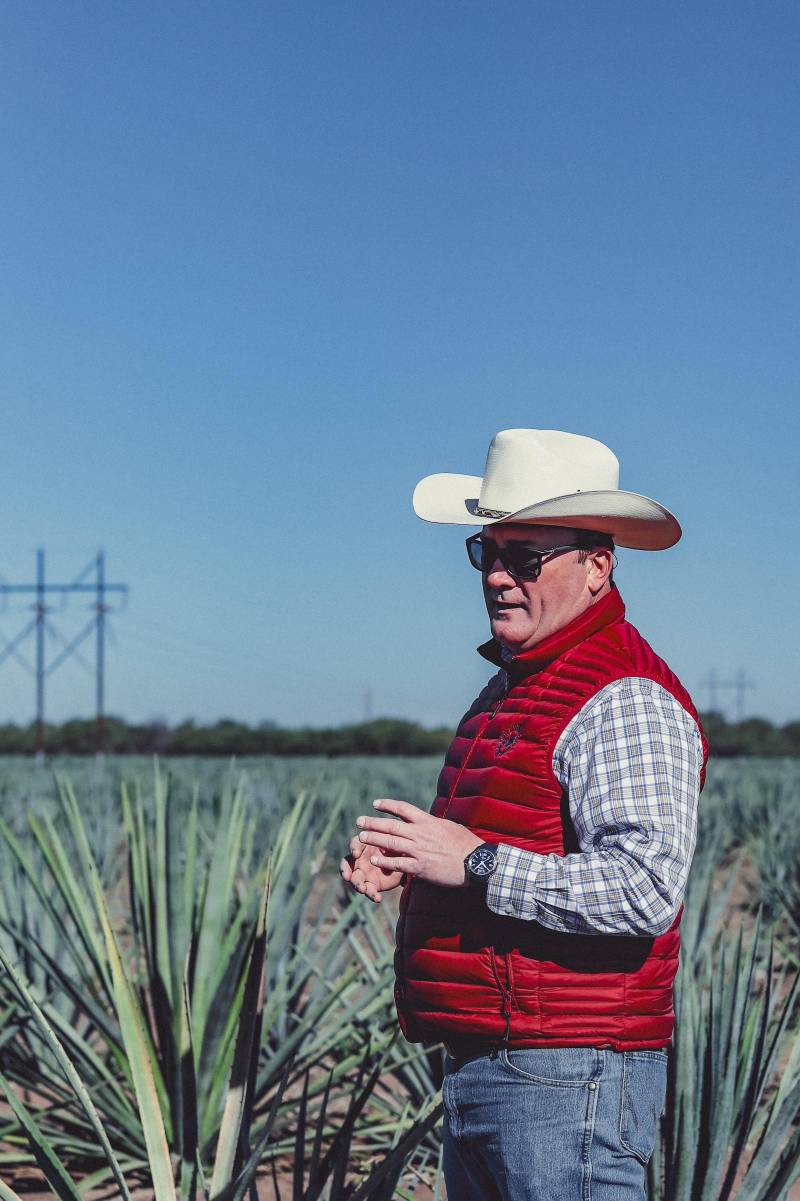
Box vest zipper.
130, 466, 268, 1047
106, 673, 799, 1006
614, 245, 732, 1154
487, 986, 513, 1060
501, 987, 512, 1046
489, 947, 513, 1058
442, 672, 509, 819
491, 669, 510, 717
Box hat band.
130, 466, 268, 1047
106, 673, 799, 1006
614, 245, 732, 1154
474, 505, 511, 518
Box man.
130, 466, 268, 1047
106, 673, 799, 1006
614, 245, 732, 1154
340, 428, 707, 1201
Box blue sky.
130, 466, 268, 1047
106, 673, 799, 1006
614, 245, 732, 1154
0, 2, 796, 728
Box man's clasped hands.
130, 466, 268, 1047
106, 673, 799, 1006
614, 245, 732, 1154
339, 798, 484, 902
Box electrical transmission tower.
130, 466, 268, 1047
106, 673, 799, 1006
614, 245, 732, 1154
0, 550, 128, 757
700, 669, 756, 721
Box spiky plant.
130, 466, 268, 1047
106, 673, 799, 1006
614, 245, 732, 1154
0, 764, 440, 1197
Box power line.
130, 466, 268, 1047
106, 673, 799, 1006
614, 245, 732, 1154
0, 550, 128, 758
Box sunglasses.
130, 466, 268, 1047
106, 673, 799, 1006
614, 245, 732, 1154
465, 533, 611, 582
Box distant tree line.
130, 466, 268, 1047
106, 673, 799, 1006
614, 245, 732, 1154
0, 717, 453, 757
696, 712, 800, 757
0, 711, 797, 757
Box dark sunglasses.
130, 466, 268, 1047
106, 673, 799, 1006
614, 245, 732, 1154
465, 533, 612, 582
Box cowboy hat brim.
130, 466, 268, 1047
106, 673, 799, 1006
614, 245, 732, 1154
412, 473, 681, 551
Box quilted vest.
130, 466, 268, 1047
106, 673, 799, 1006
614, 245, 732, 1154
394, 585, 708, 1052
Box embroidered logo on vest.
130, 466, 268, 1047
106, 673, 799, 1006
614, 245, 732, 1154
496, 722, 522, 755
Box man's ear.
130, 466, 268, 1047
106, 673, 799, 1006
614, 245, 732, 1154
587, 547, 614, 593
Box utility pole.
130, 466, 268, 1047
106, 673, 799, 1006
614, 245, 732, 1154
700, 668, 756, 721
35, 549, 45, 760
96, 550, 106, 755
732, 668, 755, 722
0, 550, 128, 758
701, 669, 719, 712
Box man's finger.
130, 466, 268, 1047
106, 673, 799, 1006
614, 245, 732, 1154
359, 830, 411, 854
356, 815, 408, 836
373, 798, 423, 822
349, 834, 368, 858
350, 871, 371, 895
369, 851, 418, 873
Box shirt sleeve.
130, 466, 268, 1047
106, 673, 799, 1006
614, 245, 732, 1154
484, 677, 703, 936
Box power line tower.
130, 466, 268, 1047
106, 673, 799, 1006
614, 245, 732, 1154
699, 668, 756, 721
0, 550, 128, 758
731, 668, 756, 722
700, 668, 721, 712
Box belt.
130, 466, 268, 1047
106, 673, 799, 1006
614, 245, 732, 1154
442, 1011, 512, 1062
442, 1035, 505, 1062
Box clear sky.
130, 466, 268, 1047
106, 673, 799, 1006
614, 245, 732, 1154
0, 2, 797, 728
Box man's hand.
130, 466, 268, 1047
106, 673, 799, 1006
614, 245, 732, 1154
352, 798, 483, 888
340, 832, 405, 903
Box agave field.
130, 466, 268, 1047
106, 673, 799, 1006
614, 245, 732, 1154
0, 753, 797, 1200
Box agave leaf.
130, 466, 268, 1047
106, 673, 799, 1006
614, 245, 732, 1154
250, 962, 366, 1099
191, 773, 249, 1052
153, 760, 173, 1010
433, 1142, 445, 1201
210, 869, 270, 1198
174, 787, 198, 1013
178, 956, 199, 1201
0, 942, 133, 1199
718, 937, 775, 1201
307, 1067, 334, 1196
210, 1055, 295, 1201
683, 838, 741, 970
0, 911, 122, 1059
346, 1096, 443, 1201
28, 808, 112, 1000
0, 816, 107, 999
759, 967, 800, 1117
752, 1122, 800, 1201
128, 779, 154, 961
306, 1037, 398, 1201
292, 1068, 310, 1201
269, 790, 307, 880
198, 946, 253, 1149
703, 922, 751, 1199
48, 771, 173, 1128
0, 1075, 84, 1201
735, 1073, 800, 1200
85, 853, 176, 1201
0, 967, 135, 1123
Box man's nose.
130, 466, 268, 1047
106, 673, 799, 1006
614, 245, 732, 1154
485, 557, 516, 588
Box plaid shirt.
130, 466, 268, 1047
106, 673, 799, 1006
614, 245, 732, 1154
484, 676, 703, 937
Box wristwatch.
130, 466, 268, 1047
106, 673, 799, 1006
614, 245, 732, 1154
464, 842, 499, 889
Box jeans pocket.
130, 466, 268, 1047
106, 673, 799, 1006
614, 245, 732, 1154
499, 1047, 599, 1086
619, 1051, 668, 1165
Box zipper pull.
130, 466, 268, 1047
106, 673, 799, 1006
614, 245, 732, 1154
491, 989, 512, 1059
502, 989, 512, 1046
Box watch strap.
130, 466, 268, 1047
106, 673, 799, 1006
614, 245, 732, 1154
464, 842, 499, 888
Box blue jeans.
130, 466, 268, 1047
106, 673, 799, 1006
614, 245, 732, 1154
442, 1045, 667, 1201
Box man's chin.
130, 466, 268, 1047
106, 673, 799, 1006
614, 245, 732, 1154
491, 620, 526, 649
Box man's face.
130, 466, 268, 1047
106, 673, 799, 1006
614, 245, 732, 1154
480, 523, 612, 653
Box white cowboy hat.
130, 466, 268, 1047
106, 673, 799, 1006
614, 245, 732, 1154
412, 428, 681, 550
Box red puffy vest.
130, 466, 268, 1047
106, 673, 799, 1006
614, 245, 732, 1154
394, 586, 708, 1052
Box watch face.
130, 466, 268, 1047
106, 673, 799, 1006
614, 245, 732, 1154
469, 846, 497, 876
